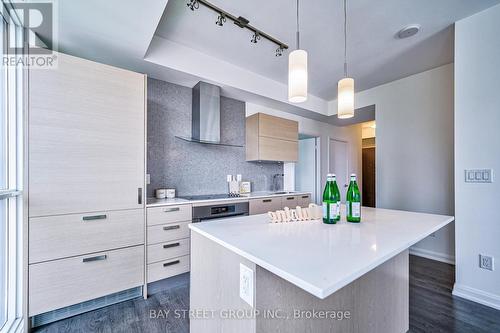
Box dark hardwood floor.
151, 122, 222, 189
34, 255, 500, 333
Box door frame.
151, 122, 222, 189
327, 137, 350, 195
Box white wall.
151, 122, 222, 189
246, 103, 362, 204
355, 64, 455, 264
453, 4, 500, 310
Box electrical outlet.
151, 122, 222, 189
239, 263, 254, 307
479, 254, 494, 271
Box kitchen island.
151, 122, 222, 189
189, 207, 454, 333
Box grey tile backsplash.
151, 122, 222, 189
147, 78, 283, 197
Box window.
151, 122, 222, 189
1, 2, 24, 332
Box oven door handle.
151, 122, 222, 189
193, 212, 248, 223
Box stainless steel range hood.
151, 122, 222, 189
176, 81, 243, 147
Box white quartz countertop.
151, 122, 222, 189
189, 207, 454, 299
146, 191, 311, 207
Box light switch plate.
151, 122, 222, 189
146, 174, 151, 185
464, 169, 493, 183
239, 263, 254, 307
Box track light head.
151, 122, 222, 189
187, 0, 199, 11
216, 13, 226, 26
275, 46, 284, 57
250, 31, 261, 44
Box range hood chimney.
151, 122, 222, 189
192, 81, 220, 143
176, 81, 243, 147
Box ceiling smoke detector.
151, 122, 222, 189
397, 25, 420, 39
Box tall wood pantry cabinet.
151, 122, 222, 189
27, 52, 146, 317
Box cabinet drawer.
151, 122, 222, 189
147, 205, 192, 226
29, 245, 144, 316
297, 194, 311, 208
147, 255, 190, 283
258, 137, 298, 162
147, 238, 190, 264
147, 221, 190, 245
249, 197, 283, 215
29, 209, 144, 264
282, 196, 299, 208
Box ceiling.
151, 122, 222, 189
156, 0, 500, 100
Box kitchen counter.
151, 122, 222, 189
188, 206, 454, 333
146, 191, 311, 207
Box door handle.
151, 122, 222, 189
163, 225, 180, 231
163, 207, 180, 213
82, 255, 107, 263
163, 242, 180, 249
163, 260, 180, 267
263, 199, 272, 203
286, 197, 295, 200
82, 214, 107, 221
301, 195, 309, 198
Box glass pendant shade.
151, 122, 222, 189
288, 49, 308, 103
337, 77, 354, 119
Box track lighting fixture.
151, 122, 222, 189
275, 46, 284, 57
215, 13, 226, 26
250, 32, 261, 44
187, 0, 199, 11
187, 0, 288, 56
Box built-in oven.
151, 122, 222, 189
192, 201, 249, 223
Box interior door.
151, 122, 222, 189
329, 139, 349, 201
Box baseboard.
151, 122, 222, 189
453, 283, 500, 311
409, 247, 455, 265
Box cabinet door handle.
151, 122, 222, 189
138, 188, 143, 205
286, 197, 295, 200
163, 225, 180, 231
164, 207, 180, 213
163, 260, 180, 267
302, 195, 309, 199
82, 214, 107, 221
263, 199, 272, 203
82, 255, 107, 263
163, 242, 180, 249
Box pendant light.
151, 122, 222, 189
288, 0, 308, 103
337, 0, 354, 119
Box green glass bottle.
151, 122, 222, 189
323, 174, 341, 224
346, 174, 361, 223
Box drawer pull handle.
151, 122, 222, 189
163, 225, 180, 231
163, 260, 180, 267
82, 214, 107, 221
82, 255, 107, 263
163, 242, 180, 249
286, 197, 295, 200
164, 207, 180, 213
301, 195, 309, 199
263, 199, 272, 203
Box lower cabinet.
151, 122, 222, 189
29, 245, 144, 316
249, 197, 283, 215
146, 204, 192, 284
249, 194, 312, 215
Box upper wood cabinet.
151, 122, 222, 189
29, 52, 146, 217
246, 113, 298, 162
